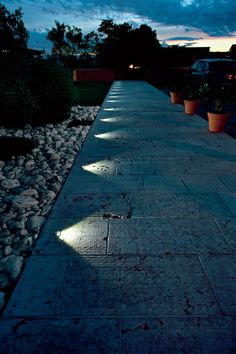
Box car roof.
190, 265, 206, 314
196, 58, 236, 63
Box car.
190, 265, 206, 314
188, 58, 236, 89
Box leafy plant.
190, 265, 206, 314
183, 81, 201, 100
30, 59, 75, 123
200, 82, 232, 113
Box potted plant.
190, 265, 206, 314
207, 99, 230, 133
203, 84, 231, 132
169, 83, 183, 104
183, 82, 201, 114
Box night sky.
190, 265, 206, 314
2, 0, 236, 52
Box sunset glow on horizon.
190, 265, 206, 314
166, 36, 236, 52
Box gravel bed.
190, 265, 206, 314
0, 105, 99, 311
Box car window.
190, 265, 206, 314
196, 62, 206, 72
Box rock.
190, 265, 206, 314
24, 124, 32, 130
0, 236, 13, 246
11, 195, 39, 210
23, 175, 46, 186
4, 245, 11, 256
15, 236, 33, 253
16, 156, 25, 167
19, 229, 28, 237
40, 190, 56, 203
25, 160, 35, 168
0, 161, 5, 169
46, 124, 54, 129
0, 174, 6, 181
7, 220, 25, 232
0, 292, 5, 309
1, 179, 20, 190
26, 216, 46, 232
0, 255, 24, 281
55, 141, 62, 149
14, 129, 23, 137
40, 204, 52, 216
0, 274, 9, 289
20, 189, 39, 198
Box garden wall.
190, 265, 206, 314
73, 68, 114, 81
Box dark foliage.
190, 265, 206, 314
0, 136, 36, 160
0, 53, 75, 127
0, 4, 28, 51
96, 20, 161, 68
0, 52, 38, 126
30, 59, 75, 123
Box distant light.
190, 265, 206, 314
128, 64, 141, 70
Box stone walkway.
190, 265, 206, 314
0, 81, 236, 353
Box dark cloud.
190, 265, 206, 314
4, 0, 236, 37
165, 36, 203, 41
40, 0, 236, 36
183, 41, 198, 47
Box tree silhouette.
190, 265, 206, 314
47, 21, 99, 57
96, 20, 161, 68
0, 4, 28, 51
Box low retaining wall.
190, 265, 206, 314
73, 68, 114, 81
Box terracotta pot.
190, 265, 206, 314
207, 112, 229, 133
184, 100, 200, 115
170, 91, 182, 104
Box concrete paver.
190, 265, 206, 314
0, 80, 236, 353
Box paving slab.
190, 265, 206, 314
200, 254, 236, 315
185, 156, 236, 174
34, 217, 109, 255
59, 174, 144, 194
218, 192, 236, 216
219, 175, 236, 192
127, 191, 231, 218
143, 175, 187, 192
3, 255, 220, 318
1, 80, 236, 352
121, 317, 236, 353
115, 158, 189, 175
50, 192, 131, 218
181, 174, 231, 193
0, 318, 120, 354
214, 217, 236, 247
108, 217, 233, 255
50, 191, 230, 219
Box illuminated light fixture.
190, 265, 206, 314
106, 100, 119, 103
82, 159, 114, 175
94, 132, 120, 140
129, 64, 134, 69
100, 117, 123, 122
54, 224, 81, 244
54, 218, 100, 248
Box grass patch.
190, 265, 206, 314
72, 81, 111, 106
